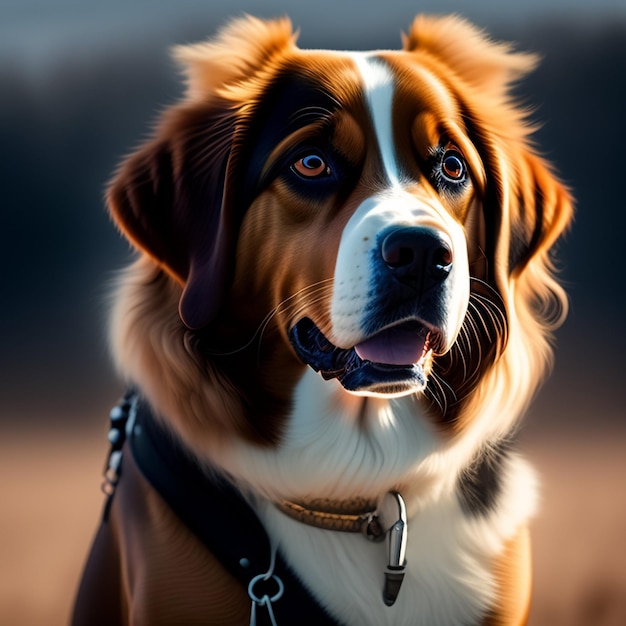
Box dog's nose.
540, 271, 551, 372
380, 226, 453, 287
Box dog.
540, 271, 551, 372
73, 14, 572, 626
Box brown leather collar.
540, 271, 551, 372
275, 497, 380, 534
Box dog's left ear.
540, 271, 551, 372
403, 15, 537, 106
107, 16, 296, 329
505, 152, 572, 276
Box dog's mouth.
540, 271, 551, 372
289, 318, 438, 395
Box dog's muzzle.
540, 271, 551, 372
289, 225, 459, 394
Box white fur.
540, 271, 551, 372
210, 368, 436, 501
255, 465, 535, 626
195, 366, 538, 624
351, 53, 402, 187
241, 369, 538, 626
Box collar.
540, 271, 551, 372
275, 498, 380, 535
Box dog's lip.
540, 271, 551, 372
288, 318, 435, 393
354, 321, 431, 366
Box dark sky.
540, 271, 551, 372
3, 0, 626, 73
1, 1, 625, 429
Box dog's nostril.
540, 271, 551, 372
433, 246, 453, 271
382, 245, 415, 268
380, 227, 453, 282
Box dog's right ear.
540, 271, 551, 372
107, 103, 238, 329
107, 16, 296, 329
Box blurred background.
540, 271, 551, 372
1, 1, 624, 624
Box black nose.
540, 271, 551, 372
380, 226, 453, 287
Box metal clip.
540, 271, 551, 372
376, 491, 408, 607
248, 572, 283, 626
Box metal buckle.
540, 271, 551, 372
362, 491, 408, 606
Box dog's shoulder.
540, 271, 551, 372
91, 448, 251, 626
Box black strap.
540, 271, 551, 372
123, 393, 342, 625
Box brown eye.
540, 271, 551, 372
292, 153, 330, 178
441, 151, 465, 181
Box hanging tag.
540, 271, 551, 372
376, 491, 408, 606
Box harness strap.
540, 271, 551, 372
107, 392, 342, 626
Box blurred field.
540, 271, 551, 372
1, 422, 625, 626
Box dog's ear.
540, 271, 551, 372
403, 15, 538, 103
404, 15, 573, 277
107, 104, 237, 329
505, 152, 573, 276
107, 16, 296, 329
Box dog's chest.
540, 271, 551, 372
242, 370, 496, 624
256, 497, 496, 626
227, 370, 534, 625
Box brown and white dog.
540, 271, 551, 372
74, 15, 572, 626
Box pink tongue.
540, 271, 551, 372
355, 326, 427, 365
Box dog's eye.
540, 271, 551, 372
292, 153, 331, 178
428, 145, 469, 195
441, 151, 465, 182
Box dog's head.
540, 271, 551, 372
109, 16, 571, 474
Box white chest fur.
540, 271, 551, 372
256, 493, 496, 625
257, 454, 536, 626
219, 368, 439, 500
238, 370, 538, 626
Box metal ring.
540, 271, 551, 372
362, 513, 385, 542
247, 573, 285, 604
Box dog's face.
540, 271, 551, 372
227, 49, 480, 400
109, 16, 571, 493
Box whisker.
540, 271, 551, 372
426, 370, 456, 414
470, 276, 506, 308
470, 290, 508, 346
204, 279, 334, 358
289, 106, 334, 125
431, 283, 508, 415
425, 374, 445, 414
255, 290, 333, 364
468, 245, 489, 274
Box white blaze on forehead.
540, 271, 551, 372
350, 53, 402, 187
